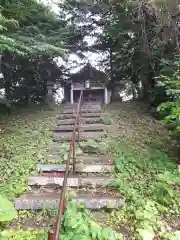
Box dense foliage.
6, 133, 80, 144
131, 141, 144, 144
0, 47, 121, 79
0, 0, 68, 108
0, 0, 66, 54
102, 0, 180, 133
1, 54, 63, 106
157, 63, 180, 136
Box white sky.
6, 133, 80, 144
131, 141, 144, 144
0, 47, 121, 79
40, 0, 61, 14
55, 50, 108, 74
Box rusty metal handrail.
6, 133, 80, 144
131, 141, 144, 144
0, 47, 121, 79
48, 89, 83, 240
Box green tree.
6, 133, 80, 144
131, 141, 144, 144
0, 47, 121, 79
0, 0, 66, 55
0, 0, 68, 107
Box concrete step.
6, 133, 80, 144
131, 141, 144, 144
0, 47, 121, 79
62, 108, 101, 114
46, 143, 82, 152
15, 191, 125, 210
57, 112, 101, 119
43, 152, 111, 164
47, 143, 107, 155
37, 162, 114, 173
62, 103, 101, 111
56, 117, 102, 125
43, 153, 67, 163
52, 132, 105, 141
53, 124, 104, 132
28, 175, 113, 187
76, 155, 113, 164
80, 142, 107, 154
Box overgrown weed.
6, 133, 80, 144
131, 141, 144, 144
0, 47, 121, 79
106, 102, 180, 239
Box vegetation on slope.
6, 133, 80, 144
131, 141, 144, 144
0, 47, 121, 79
105, 102, 180, 240
0, 105, 58, 198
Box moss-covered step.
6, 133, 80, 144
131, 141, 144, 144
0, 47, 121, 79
28, 175, 113, 187
62, 107, 101, 114
37, 162, 114, 173
15, 192, 125, 210
56, 117, 102, 125
79, 141, 107, 154
53, 124, 104, 132
57, 112, 101, 119
52, 132, 105, 141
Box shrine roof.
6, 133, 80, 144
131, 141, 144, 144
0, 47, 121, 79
71, 62, 109, 87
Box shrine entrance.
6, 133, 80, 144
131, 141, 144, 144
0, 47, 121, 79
72, 87, 108, 104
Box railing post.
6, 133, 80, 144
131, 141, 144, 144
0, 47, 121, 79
72, 137, 75, 173
48, 232, 54, 240
78, 91, 83, 143
77, 114, 80, 143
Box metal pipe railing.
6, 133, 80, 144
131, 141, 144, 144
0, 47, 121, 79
48, 89, 83, 240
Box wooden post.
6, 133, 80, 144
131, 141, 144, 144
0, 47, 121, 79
70, 83, 74, 104
104, 87, 108, 104
73, 140, 75, 173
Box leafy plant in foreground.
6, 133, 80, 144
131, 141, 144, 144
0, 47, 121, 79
61, 202, 123, 240
0, 194, 17, 226
109, 147, 180, 239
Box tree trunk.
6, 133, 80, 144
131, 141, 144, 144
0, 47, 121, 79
139, 71, 150, 100
132, 83, 136, 100
109, 48, 116, 101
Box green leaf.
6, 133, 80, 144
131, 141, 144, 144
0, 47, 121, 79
63, 152, 69, 161
86, 139, 98, 148
101, 228, 110, 239
167, 231, 180, 240
137, 228, 154, 240
0, 195, 17, 222
75, 146, 83, 155
157, 171, 180, 184
61, 143, 69, 151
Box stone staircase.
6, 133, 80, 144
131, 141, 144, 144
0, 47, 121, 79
15, 103, 124, 211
